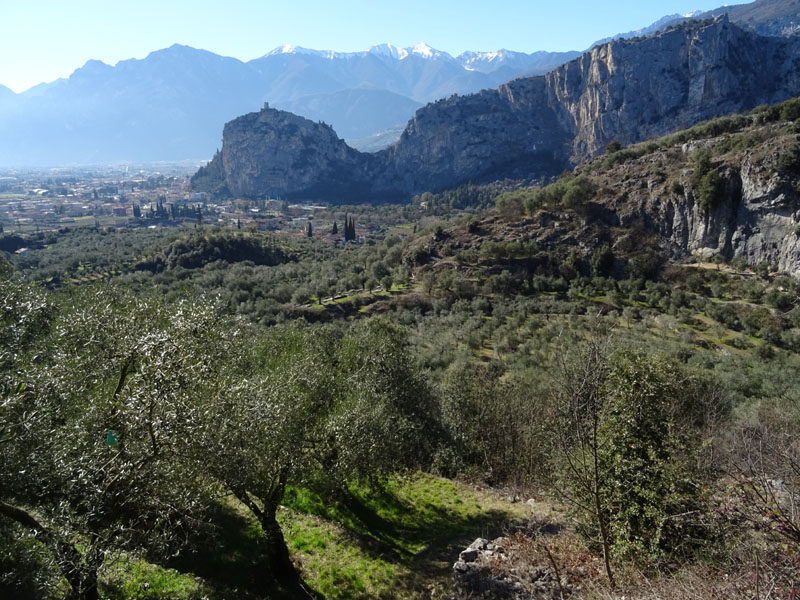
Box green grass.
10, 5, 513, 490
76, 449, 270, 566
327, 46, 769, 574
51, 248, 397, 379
92, 473, 527, 599
281, 472, 527, 598
103, 560, 208, 600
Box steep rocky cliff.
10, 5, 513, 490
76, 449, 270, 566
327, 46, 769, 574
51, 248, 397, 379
547, 16, 800, 161
607, 126, 800, 274
194, 16, 800, 201
208, 106, 379, 199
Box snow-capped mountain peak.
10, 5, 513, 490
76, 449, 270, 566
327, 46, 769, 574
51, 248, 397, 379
265, 45, 337, 59
366, 42, 448, 61
366, 43, 409, 60
265, 42, 449, 62
409, 42, 445, 59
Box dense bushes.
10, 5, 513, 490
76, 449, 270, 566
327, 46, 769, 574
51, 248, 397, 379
690, 148, 724, 210
494, 173, 596, 216
135, 231, 294, 272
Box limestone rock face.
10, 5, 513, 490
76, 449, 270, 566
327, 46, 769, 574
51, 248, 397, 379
609, 134, 800, 276
195, 17, 800, 201
547, 15, 800, 161
378, 77, 566, 194
214, 107, 378, 200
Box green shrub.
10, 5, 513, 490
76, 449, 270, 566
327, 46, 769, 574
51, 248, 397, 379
605, 139, 623, 154
591, 244, 614, 277
597, 353, 707, 561
776, 143, 800, 177
561, 175, 596, 209
695, 169, 724, 211
779, 97, 800, 121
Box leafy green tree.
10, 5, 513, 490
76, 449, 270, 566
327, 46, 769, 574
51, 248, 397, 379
1, 285, 230, 600
195, 319, 436, 589
591, 244, 614, 277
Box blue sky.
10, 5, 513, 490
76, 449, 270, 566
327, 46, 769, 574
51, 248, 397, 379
1, 0, 741, 93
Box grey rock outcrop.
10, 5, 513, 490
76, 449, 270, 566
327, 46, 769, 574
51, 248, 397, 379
546, 15, 800, 161
452, 536, 575, 599
218, 106, 378, 200
196, 17, 800, 201
646, 155, 800, 274
598, 126, 800, 275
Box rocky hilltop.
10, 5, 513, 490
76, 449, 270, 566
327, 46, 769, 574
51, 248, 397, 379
194, 16, 800, 201
210, 106, 378, 199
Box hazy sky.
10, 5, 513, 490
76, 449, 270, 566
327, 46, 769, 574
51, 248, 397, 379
1, 0, 743, 93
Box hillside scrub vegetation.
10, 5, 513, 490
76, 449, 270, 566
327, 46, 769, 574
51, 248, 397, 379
3, 96, 800, 599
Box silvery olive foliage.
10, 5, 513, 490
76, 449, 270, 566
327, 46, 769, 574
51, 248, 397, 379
1, 282, 235, 599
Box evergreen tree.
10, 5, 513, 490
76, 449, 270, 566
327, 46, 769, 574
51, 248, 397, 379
306, 221, 313, 238
332, 221, 338, 235
344, 216, 356, 242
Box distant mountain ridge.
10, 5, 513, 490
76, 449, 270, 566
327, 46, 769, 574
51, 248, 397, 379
593, 0, 800, 44
194, 16, 800, 201
2, 0, 798, 167
591, 11, 703, 45
0, 43, 578, 166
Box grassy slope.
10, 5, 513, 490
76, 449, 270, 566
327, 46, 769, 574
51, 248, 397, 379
97, 473, 532, 600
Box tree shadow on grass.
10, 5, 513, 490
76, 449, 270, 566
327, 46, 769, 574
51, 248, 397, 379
290, 479, 517, 596
159, 502, 320, 600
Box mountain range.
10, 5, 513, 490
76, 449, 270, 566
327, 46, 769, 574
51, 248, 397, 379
0, 43, 578, 166
193, 14, 800, 201
1, 0, 798, 167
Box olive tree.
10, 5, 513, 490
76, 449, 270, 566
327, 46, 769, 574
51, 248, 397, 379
196, 318, 437, 589
1, 284, 233, 600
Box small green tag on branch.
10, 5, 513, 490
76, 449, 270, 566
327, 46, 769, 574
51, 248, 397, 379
106, 429, 119, 447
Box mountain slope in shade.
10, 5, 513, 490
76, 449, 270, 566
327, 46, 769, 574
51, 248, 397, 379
272, 88, 423, 140
0, 45, 265, 165
0, 84, 15, 110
